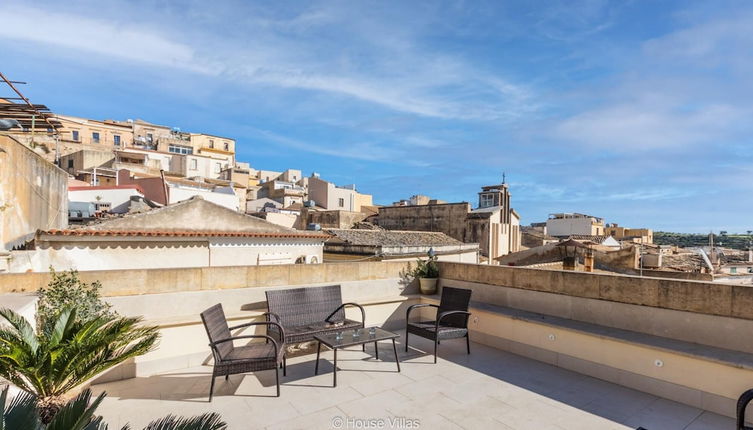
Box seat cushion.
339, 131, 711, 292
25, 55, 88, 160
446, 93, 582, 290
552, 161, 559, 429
407, 321, 468, 340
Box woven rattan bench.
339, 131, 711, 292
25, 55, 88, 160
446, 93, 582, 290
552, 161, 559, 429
265, 285, 365, 345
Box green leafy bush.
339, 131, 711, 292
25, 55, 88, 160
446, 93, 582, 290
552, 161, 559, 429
409, 256, 439, 279
36, 268, 114, 326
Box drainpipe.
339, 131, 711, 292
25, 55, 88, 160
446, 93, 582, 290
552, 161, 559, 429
207, 240, 211, 267
159, 170, 169, 204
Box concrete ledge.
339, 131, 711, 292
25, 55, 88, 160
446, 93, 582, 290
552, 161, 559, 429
140, 294, 417, 329
438, 262, 753, 320
0, 261, 412, 296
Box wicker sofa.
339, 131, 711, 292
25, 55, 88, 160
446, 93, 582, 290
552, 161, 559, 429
265, 285, 365, 345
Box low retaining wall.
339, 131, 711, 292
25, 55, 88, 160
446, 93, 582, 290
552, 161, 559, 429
0, 261, 411, 296
438, 262, 753, 320
435, 262, 753, 420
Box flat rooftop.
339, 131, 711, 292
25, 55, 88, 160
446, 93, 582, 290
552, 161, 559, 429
91, 336, 731, 429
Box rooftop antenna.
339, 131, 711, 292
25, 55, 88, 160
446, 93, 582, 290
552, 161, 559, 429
502, 171, 506, 184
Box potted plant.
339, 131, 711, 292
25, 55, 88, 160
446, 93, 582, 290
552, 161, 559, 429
411, 253, 439, 295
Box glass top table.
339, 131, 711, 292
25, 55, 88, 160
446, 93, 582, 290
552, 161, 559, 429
314, 327, 401, 387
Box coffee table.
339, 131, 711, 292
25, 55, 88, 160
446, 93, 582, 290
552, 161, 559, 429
314, 327, 400, 387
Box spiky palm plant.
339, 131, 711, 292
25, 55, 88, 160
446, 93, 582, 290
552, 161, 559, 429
0, 307, 159, 423
1, 386, 226, 430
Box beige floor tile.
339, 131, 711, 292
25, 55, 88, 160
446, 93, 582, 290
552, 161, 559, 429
336, 389, 410, 417
684, 411, 737, 430
88, 341, 732, 430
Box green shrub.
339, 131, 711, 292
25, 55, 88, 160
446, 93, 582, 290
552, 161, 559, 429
409, 256, 439, 279
36, 268, 114, 326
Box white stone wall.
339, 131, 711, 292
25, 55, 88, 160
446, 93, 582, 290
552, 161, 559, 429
8, 238, 323, 272
169, 186, 239, 211
546, 216, 602, 237
208, 237, 322, 266
68, 187, 144, 213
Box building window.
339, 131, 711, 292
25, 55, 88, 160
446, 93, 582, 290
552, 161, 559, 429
209, 140, 214, 148
338, 198, 345, 207
190, 159, 197, 170
223, 141, 229, 151
71, 130, 79, 141
92, 132, 100, 143
67, 159, 74, 169
215, 162, 221, 173
480, 194, 495, 208
168, 144, 193, 155
146, 133, 153, 143
748, 267, 753, 274
113, 135, 121, 146
731, 267, 737, 274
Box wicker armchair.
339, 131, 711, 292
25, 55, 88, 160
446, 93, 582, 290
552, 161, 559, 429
200, 303, 286, 401
405, 286, 472, 363
265, 285, 365, 345
738, 389, 753, 429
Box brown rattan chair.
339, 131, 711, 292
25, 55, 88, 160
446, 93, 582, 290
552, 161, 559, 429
405, 286, 472, 363
201, 303, 286, 401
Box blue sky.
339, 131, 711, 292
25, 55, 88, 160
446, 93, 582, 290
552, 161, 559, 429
2, 0, 751, 233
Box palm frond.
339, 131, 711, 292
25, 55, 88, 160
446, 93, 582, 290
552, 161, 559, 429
1, 385, 41, 430
45, 388, 107, 430
141, 413, 227, 430
47, 307, 76, 349
0, 309, 39, 355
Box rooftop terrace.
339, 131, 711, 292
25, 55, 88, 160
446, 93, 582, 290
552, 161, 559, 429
2, 261, 752, 429
90, 336, 732, 429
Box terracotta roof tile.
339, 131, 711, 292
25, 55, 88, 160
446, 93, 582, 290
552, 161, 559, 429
43, 229, 328, 239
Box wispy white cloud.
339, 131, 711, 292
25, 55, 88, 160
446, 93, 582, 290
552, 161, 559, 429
0, 4, 214, 74
554, 102, 746, 150
0, 1, 536, 121
547, 8, 753, 152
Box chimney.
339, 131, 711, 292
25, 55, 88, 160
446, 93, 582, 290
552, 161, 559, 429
583, 249, 594, 273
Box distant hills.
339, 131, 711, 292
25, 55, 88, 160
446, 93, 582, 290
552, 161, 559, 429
654, 232, 753, 250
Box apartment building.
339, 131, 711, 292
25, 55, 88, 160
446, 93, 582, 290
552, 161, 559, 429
257, 179, 306, 208
169, 153, 232, 180
307, 175, 373, 212
546, 213, 606, 237
605, 223, 654, 244
57, 115, 134, 150
188, 133, 235, 166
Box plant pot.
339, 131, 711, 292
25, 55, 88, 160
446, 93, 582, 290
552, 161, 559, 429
419, 277, 438, 295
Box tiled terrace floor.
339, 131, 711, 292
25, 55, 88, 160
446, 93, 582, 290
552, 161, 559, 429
92, 338, 734, 429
